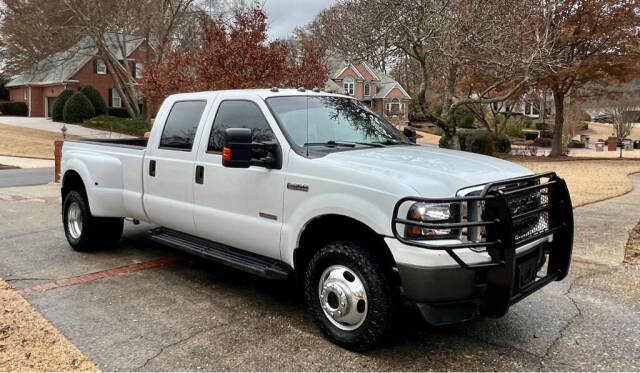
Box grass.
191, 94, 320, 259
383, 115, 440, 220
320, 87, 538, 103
513, 158, 640, 207
83, 115, 151, 137
0, 278, 97, 371
0, 124, 82, 159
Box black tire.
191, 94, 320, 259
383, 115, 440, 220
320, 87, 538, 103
304, 240, 395, 351
62, 190, 123, 251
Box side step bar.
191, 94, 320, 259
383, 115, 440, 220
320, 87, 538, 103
148, 228, 292, 280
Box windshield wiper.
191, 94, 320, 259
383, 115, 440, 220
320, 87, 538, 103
374, 139, 414, 146
304, 140, 387, 148
304, 141, 356, 148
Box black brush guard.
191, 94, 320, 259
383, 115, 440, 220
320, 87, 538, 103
391, 172, 574, 317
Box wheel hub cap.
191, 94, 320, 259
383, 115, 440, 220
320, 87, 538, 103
318, 265, 368, 331
67, 202, 83, 239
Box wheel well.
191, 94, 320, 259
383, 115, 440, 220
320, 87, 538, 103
294, 214, 397, 277
61, 170, 85, 201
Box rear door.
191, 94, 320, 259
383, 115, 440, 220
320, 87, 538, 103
192, 93, 287, 259
143, 97, 210, 235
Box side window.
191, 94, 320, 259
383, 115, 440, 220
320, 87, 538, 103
208, 101, 274, 156
159, 100, 207, 151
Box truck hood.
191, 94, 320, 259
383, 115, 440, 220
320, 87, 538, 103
321, 145, 532, 197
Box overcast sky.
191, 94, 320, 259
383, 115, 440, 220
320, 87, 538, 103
263, 0, 337, 40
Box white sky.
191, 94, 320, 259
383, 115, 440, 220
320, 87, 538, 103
263, 0, 337, 40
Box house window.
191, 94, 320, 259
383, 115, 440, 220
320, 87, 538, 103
135, 63, 143, 79
111, 89, 122, 108
391, 98, 401, 113
364, 83, 371, 97
96, 59, 107, 75
342, 76, 355, 96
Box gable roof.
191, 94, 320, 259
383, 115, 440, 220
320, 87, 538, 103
6, 33, 144, 88
332, 62, 365, 80
327, 60, 411, 99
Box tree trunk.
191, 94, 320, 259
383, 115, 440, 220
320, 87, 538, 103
440, 63, 460, 149
417, 59, 429, 115
549, 90, 565, 157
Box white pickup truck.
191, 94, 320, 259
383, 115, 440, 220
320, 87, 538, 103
61, 89, 574, 350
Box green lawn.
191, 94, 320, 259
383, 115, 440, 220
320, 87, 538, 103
83, 115, 151, 137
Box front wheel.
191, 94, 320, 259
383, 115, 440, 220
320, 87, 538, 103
304, 240, 395, 351
62, 190, 123, 251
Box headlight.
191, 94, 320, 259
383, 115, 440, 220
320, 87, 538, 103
405, 202, 460, 239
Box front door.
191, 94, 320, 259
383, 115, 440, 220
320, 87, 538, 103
143, 99, 209, 235
46, 97, 57, 117
193, 95, 286, 259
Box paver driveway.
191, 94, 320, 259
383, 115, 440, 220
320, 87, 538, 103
0, 182, 638, 371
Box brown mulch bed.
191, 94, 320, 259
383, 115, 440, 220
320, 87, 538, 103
624, 222, 640, 267
0, 278, 97, 371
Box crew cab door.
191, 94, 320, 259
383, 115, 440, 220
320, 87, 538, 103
143, 98, 210, 235
193, 94, 286, 259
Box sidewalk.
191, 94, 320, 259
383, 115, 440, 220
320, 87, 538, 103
0, 116, 134, 139
0, 156, 54, 169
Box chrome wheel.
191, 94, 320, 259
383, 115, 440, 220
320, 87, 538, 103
318, 264, 368, 331
67, 202, 83, 240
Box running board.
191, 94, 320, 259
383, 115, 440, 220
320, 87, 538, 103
148, 228, 292, 280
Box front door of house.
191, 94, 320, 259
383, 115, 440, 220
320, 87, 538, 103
46, 97, 57, 117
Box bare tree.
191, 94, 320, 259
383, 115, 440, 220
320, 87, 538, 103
315, 0, 556, 149
610, 95, 639, 139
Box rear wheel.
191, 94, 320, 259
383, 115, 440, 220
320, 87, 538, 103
304, 240, 394, 351
62, 190, 123, 251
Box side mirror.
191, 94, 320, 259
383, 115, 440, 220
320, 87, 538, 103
222, 128, 281, 169
222, 128, 252, 168
404, 125, 417, 143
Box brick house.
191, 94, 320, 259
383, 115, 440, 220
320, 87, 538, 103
325, 61, 411, 124
6, 33, 147, 117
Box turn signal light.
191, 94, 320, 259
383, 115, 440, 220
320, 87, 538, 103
222, 147, 231, 161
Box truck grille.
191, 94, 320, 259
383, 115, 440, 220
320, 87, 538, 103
495, 181, 550, 244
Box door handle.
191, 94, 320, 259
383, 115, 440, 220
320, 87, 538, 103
195, 165, 204, 184
149, 160, 156, 177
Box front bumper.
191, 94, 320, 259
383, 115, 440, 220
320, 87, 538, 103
390, 173, 574, 324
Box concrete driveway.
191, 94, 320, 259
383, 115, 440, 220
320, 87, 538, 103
0, 183, 638, 371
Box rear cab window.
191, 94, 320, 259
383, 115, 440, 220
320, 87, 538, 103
159, 100, 207, 151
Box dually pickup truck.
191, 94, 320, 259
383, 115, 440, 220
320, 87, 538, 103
61, 89, 574, 350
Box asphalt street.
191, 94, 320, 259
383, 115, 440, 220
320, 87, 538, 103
0, 183, 638, 371
0, 167, 54, 188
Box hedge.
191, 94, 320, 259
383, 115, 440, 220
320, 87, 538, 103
107, 107, 131, 118
52, 89, 75, 121
83, 115, 151, 136
0, 102, 27, 116
568, 140, 586, 148
439, 129, 511, 155
63, 92, 95, 123
80, 86, 107, 116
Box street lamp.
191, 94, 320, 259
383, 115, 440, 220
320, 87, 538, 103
61, 123, 67, 139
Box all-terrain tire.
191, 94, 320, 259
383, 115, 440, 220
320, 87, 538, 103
62, 190, 123, 251
304, 240, 395, 351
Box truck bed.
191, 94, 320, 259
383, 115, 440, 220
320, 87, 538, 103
67, 138, 148, 149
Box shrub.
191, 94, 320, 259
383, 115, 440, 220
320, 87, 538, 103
533, 137, 552, 147
454, 106, 475, 128
108, 107, 131, 118
0, 102, 27, 116
535, 122, 549, 130
52, 89, 75, 121
465, 131, 495, 155
504, 116, 524, 137
495, 134, 511, 153
63, 92, 95, 123
83, 115, 151, 136
523, 131, 539, 140
568, 140, 585, 148
79, 86, 107, 115
541, 130, 554, 139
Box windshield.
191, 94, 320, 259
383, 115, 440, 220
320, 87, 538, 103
266, 96, 410, 150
